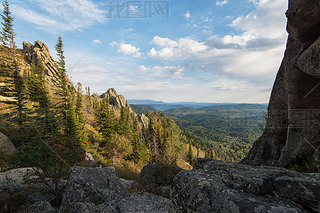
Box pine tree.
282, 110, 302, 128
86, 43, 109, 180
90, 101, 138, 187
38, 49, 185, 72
75, 82, 88, 143
96, 98, 115, 145
118, 105, 132, 136
0, 0, 25, 130
54, 36, 68, 127
26, 61, 58, 135
1, 0, 14, 48
187, 142, 193, 164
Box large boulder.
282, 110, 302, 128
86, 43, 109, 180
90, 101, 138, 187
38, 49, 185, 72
92, 192, 170, 213
0, 168, 61, 204
171, 159, 320, 212
60, 167, 130, 211
242, 0, 320, 170
25, 201, 57, 213
0, 132, 16, 155
140, 163, 182, 186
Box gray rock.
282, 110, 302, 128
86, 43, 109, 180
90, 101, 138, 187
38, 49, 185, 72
298, 36, 320, 78
242, 0, 320, 169
0, 168, 64, 204
69, 202, 95, 213
171, 159, 319, 212
0, 132, 15, 155
93, 192, 170, 213
140, 163, 182, 186
119, 178, 136, 189
25, 201, 56, 213
60, 167, 129, 211
137, 113, 149, 129
85, 152, 95, 162
100, 88, 132, 112
23, 41, 61, 86
0, 167, 34, 190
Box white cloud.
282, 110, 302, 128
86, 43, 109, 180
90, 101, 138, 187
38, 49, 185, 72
185, 10, 191, 19
12, 0, 106, 32
152, 36, 178, 48
139, 65, 185, 78
93, 39, 101, 45
231, 0, 287, 38
147, 0, 287, 89
216, 0, 229, 6
148, 36, 207, 60
110, 41, 142, 58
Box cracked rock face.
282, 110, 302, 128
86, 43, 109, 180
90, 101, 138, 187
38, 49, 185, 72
242, 0, 320, 169
22, 41, 60, 86
171, 159, 320, 213
100, 88, 132, 112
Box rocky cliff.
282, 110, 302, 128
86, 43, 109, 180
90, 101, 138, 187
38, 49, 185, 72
242, 0, 320, 170
100, 88, 132, 111
23, 41, 60, 86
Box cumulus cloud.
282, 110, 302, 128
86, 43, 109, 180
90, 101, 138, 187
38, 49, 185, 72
11, 0, 105, 32
110, 41, 142, 58
231, 0, 287, 37
147, 0, 287, 89
216, 0, 229, 7
148, 36, 207, 60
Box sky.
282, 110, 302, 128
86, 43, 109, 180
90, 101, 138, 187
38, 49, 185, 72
4, 0, 288, 103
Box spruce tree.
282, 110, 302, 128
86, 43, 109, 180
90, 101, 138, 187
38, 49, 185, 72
0, 0, 25, 130
96, 98, 115, 145
54, 36, 68, 126
27, 61, 58, 134
75, 82, 88, 143
187, 142, 193, 164
0, 0, 14, 48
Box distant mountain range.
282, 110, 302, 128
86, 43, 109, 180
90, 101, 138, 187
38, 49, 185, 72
127, 99, 268, 111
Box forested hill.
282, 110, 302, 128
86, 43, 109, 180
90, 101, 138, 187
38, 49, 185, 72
164, 104, 267, 161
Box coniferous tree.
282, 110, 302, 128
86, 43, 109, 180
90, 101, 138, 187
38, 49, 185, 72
0, 0, 26, 130
54, 36, 68, 126
75, 82, 88, 143
96, 98, 115, 146
187, 142, 193, 164
118, 105, 132, 136
27, 61, 58, 134
0, 0, 14, 48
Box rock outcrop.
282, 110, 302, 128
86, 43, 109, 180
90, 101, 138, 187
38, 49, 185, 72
137, 113, 149, 129
140, 163, 182, 186
0, 132, 16, 155
23, 41, 60, 86
171, 158, 320, 212
20, 166, 170, 212
100, 88, 132, 111
60, 166, 129, 211
242, 0, 320, 169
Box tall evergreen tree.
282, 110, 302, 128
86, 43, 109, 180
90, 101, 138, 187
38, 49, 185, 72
0, 0, 25, 130
0, 0, 14, 48
27, 61, 58, 135
54, 36, 68, 126
118, 105, 131, 135
96, 98, 115, 146
187, 142, 193, 164
75, 82, 88, 143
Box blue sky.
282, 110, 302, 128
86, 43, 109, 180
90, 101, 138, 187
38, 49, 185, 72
4, 0, 288, 102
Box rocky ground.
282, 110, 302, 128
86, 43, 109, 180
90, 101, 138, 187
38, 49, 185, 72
1, 160, 319, 212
